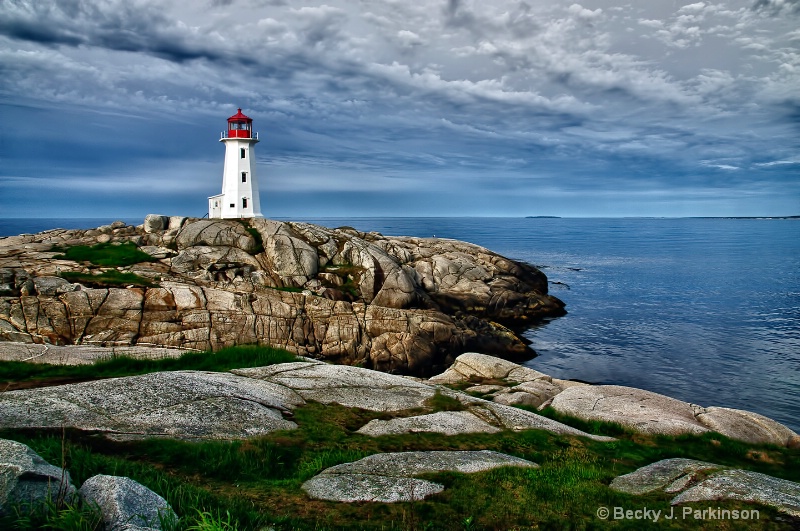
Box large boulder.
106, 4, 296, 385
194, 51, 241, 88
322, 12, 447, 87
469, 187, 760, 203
0, 371, 301, 440
0, 439, 76, 515
79, 474, 177, 531
302, 450, 538, 502
549, 385, 708, 436
250, 219, 318, 287
672, 469, 800, 518
428, 352, 551, 384
610, 458, 725, 495
143, 214, 170, 234
426, 353, 800, 448
174, 220, 257, 252
611, 458, 800, 518
232, 361, 439, 412
695, 406, 799, 447
549, 385, 800, 446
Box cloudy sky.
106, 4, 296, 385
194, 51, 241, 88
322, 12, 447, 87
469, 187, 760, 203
1, 0, 798, 218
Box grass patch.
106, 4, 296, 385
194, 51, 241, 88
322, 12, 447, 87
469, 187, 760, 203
59, 270, 156, 288
425, 390, 467, 412
1, 398, 798, 530
54, 241, 157, 267
2, 355, 799, 530
534, 405, 635, 438
0, 344, 299, 389
5, 497, 104, 531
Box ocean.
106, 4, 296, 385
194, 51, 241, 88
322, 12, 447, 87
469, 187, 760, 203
1, 216, 798, 431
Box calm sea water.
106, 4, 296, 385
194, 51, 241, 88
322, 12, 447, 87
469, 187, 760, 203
2, 217, 798, 431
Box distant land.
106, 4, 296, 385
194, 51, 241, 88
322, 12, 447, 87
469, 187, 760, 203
525, 216, 562, 219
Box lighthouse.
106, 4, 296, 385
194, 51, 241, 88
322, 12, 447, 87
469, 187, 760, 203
208, 108, 263, 218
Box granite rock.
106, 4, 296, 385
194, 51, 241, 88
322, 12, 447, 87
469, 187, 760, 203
611, 458, 800, 518
302, 450, 538, 502
143, 215, 170, 234
549, 385, 800, 446
549, 385, 708, 436
0, 439, 76, 515
0, 371, 301, 440
0, 218, 566, 375
427, 353, 799, 447
356, 410, 501, 437
79, 474, 177, 531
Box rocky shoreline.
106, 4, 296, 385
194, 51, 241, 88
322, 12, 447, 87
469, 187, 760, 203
1, 351, 799, 523
0, 216, 565, 376
2, 218, 799, 528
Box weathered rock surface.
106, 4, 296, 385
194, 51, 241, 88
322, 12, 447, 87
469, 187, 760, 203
0, 359, 611, 442
356, 411, 502, 437
79, 474, 177, 531
143, 214, 170, 234
0, 439, 76, 515
428, 352, 552, 385
0, 371, 301, 440
695, 407, 799, 447
550, 385, 709, 436
672, 470, 800, 518
302, 450, 538, 502
232, 361, 436, 412
611, 458, 800, 518
610, 458, 725, 495
0, 343, 188, 367
428, 353, 799, 448
232, 360, 614, 441
549, 385, 799, 446
0, 218, 566, 375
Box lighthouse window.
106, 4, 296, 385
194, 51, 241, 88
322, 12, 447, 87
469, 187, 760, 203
242, 198, 248, 208
241, 172, 247, 183
240, 148, 246, 159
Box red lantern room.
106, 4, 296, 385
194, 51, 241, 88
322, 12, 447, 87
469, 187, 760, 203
227, 108, 253, 138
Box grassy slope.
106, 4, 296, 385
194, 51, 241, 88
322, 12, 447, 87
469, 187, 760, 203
1, 346, 798, 530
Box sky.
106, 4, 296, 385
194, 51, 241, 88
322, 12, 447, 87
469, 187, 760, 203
0, 0, 798, 218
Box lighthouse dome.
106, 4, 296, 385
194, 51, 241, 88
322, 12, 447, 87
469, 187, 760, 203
226, 108, 253, 138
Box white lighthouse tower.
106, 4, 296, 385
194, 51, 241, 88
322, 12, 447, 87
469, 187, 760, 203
208, 108, 263, 218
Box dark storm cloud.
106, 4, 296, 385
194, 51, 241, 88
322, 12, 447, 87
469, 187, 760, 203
753, 0, 800, 15
0, 0, 230, 64
0, 0, 798, 218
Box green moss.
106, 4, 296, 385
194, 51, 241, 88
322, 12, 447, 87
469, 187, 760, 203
425, 390, 467, 412
54, 241, 156, 267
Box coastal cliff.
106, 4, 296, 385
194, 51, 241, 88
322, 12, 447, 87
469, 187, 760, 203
0, 216, 564, 375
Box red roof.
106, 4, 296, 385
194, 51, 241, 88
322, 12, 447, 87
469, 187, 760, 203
227, 108, 252, 123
